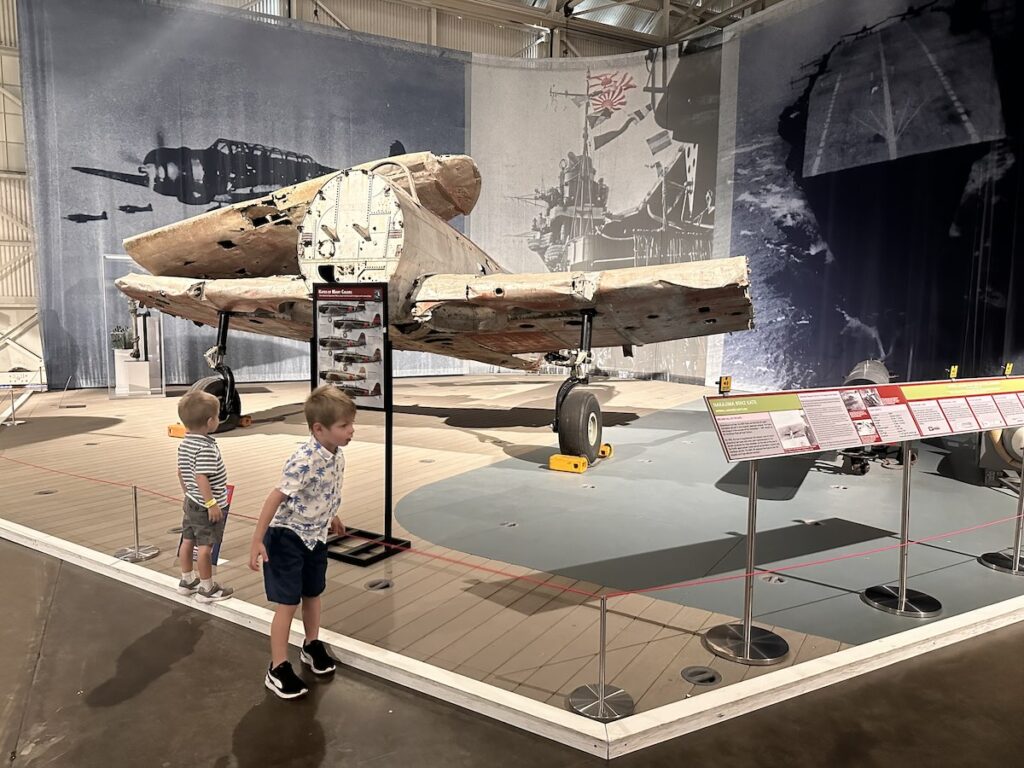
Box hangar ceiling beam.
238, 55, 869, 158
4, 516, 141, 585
397, 0, 662, 48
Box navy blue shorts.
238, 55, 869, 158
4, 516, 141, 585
262, 527, 328, 606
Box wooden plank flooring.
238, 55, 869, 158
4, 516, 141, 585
0, 376, 846, 713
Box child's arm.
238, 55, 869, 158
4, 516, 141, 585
177, 468, 187, 495
195, 474, 223, 523
248, 489, 287, 571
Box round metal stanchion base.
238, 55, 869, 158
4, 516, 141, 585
2, 420, 26, 426
701, 623, 789, 666
114, 545, 161, 563
978, 551, 1024, 576
860, 585, 942, 617
566, 684, 635, 722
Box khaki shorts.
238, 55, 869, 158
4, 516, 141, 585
181, 497, 228, 547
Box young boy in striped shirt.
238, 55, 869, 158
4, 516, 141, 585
176, 390, 234, 603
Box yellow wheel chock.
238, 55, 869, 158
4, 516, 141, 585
167, 423, 187, 439
549, 454, 589, 473
548, 443, 613, 474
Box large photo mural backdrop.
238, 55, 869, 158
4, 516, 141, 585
721, 0, 1022, 390
19, 0, 468, 387
469, 45, 721, 381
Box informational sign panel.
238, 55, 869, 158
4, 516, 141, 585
312, 283, 387, 410
706, 376, 1024, 462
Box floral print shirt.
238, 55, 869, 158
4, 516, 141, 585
270, 436, 344, 549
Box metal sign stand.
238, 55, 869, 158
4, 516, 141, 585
861, 441, 942, 617
312, 283, 409, 567
567, 596, 635, 721
114, 486, 160, 563
702, 460, 790, 665
978, 473, 1024, 575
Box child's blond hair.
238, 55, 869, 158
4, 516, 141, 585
178, 391, 220, 431
305, 384, 356, 430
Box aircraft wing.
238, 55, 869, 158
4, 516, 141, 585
116, 273, 313, 341
120, 152, 482, 280
116, 256, 751, 371
397, 256, 752, 362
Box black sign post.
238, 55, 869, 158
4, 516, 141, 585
312, 283, 409, 566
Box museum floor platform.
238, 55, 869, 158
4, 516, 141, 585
2, 375, 1023, 737
0, 377, 852, 716
5, 538, 1024, 767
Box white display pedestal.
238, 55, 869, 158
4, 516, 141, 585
113, 350, 153, 396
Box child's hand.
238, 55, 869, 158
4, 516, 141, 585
208, 504, 223, 523
329, 516, 346, 537
249, 541, 269, 571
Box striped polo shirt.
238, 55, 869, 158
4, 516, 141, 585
177, 433, 229, 507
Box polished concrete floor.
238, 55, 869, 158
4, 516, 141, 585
4, 539, 1024, 767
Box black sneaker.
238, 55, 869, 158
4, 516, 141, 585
265, 661, 309, 699
300, 639, 338, 675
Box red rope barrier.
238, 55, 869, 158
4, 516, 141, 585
3, 453, 1019, 604
0, 454, 601, 599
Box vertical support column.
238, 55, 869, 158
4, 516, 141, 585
702, 460, 789, 665
383, 328, 394, 543
861, 442, 942, 617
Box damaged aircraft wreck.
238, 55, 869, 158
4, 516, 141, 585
116, 151, 753, 462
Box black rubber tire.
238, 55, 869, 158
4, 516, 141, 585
189, 375, 241, 433
558, 389, 602, 463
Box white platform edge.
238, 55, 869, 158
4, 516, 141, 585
606, 594, 1024, 758
0, 518, 610, 758
7, 515, 1024, 761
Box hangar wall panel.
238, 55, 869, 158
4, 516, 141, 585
0, 177, 33, 299
19, 0, 470, 387
0, 0, 16, 48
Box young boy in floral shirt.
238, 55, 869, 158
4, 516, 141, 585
249, 385, 353, 699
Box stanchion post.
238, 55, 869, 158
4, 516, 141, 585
861, 441, 942, 617
979, 473, 1024, 575
702, 460, 789, 665
114, 485, 160, 563
567, 595, 635, 721
897, 443, 912, 611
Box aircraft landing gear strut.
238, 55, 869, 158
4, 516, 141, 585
548, 309, 604, 464
189, 311, 242, 432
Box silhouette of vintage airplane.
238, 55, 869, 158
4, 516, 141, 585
318, 333, 367, 351
116, 151, 752, 461
333, 348, 381, 364
319, 366, 368, 383
336, 381, 382, 399
332, 313, 382, 330
318, 302, 366, 317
